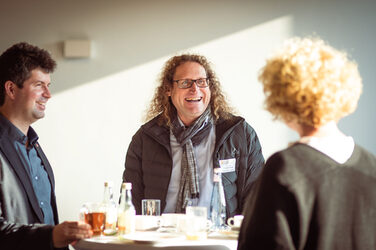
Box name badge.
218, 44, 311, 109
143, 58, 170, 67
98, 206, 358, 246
219, 158, 236, 173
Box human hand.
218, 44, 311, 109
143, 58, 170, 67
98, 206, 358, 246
52, 221, 92, 248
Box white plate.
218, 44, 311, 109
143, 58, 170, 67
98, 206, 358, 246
120, 232, 183, 244
120, 233, 159, 244
209, 230, 239, 240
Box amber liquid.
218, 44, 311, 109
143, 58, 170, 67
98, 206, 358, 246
85, 212, 106, 236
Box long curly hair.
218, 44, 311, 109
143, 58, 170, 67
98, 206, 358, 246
146, 54, 234, 126
259, 37, 362, 128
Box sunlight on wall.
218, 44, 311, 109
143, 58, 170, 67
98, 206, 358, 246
185, 15, 295, 157
34, 16, 293, 221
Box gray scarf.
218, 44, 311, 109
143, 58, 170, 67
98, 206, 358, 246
171, 108, 213, 213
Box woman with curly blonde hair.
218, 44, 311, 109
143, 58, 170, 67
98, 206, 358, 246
123, 54, 264, 216
238, 37, 376, 250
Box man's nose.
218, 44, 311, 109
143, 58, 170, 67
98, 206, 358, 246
43, 85, 52, 98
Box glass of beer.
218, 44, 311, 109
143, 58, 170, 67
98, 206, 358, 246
184, 206, 208, 240
80, 202, 106, 236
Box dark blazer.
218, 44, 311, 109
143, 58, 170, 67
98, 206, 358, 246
0, 124, 59, 250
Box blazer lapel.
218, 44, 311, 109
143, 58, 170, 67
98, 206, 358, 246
0, 136, 45, 222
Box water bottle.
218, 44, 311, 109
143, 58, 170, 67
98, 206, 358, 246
117, 182, 136, 235
102, 181, 118, 235
210, 167, 228, 231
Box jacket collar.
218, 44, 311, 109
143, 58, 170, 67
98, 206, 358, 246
142, 114, 244, 152
215, 115, 244, 146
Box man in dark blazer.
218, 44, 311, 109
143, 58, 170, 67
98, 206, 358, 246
0, 42, 92, 249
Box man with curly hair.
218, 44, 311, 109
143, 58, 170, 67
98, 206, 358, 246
0, 42, 92, 249
123, 54, 264, 218
238, 37, 376, 249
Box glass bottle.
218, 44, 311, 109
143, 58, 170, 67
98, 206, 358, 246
210, 167, 229, 231
102, 181, 118, 235
117, 182, 136, 235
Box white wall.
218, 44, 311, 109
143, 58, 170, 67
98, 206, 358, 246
1, 0, 375, 221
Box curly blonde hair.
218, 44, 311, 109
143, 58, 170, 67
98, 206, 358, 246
146, 54, 233, 126
259, 37, 362, 127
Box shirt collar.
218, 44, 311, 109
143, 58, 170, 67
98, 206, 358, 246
27, 126, 39, 145
289, 135, 354, 164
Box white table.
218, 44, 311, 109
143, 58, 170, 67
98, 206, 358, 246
73, 231, 238, 250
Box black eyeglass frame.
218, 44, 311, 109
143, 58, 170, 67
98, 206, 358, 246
172, 78, 210, 89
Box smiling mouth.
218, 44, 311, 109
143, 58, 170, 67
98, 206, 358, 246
36, 101, 46, 108
185, 97, 202, 102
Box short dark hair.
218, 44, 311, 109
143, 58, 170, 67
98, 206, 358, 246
0, 42, 56, 105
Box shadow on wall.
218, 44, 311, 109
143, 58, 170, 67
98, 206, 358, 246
0, 0, 298, 94
291, 0, 376, 153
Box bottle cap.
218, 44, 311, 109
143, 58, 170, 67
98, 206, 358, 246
104, 181, 113, 187
125, 182, 132, 189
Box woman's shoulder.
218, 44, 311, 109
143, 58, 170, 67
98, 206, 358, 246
263, 144, 329, 186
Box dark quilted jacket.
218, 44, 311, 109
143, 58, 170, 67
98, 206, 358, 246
123, 114, 265, 217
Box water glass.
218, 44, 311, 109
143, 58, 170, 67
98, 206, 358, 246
184, 206, 208, 240
142, 199, 161, 216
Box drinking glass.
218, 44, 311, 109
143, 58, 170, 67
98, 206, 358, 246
184, 206, 208, 240
80, 202, 106, 236
159, 213, 185, 233
142, 199, 161, 216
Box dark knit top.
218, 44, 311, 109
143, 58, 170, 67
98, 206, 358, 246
238, 143, 376, 250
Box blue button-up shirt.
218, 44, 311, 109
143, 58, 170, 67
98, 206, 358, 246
0, 114, 54, 225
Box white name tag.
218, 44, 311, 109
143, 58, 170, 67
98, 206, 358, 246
219, 158, 236, 173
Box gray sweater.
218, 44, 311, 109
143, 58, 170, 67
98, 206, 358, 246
238, 143, 376, 250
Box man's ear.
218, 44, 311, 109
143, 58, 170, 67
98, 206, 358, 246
4, 81, 17, 100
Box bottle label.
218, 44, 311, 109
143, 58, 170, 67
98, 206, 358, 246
118, 209, 136, 235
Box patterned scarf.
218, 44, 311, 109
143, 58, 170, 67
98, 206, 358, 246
171, 107, 213, 213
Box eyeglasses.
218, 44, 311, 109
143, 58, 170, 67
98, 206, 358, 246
172, 78, 209, 89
